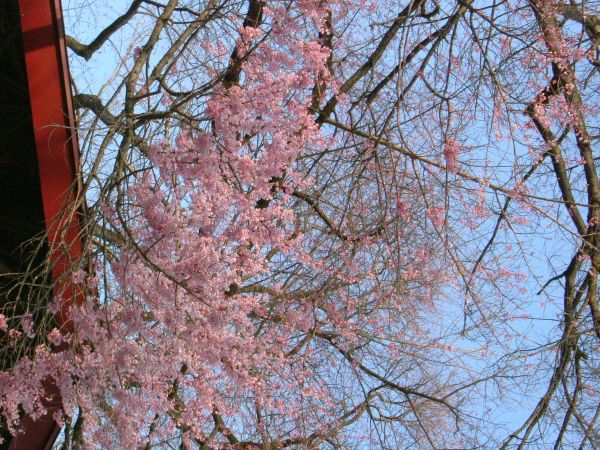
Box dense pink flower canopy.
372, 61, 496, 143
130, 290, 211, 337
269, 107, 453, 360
3, 2, 373, 447
1, 0, 599, 448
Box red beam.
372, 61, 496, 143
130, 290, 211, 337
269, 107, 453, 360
11, 0, 82, 448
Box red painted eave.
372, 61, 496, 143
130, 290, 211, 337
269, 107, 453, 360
10, 0, 82, 449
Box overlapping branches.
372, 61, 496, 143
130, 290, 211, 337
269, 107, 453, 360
1, 0, 599, 448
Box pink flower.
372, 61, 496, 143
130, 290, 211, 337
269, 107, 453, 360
20, 315, 34, 338
9, 329, 22, 340
427, 207, 446, 228
443, 138, 461, 173
161, 93, 172, 106
71, 269, 86, 284
47, 328, 62, 347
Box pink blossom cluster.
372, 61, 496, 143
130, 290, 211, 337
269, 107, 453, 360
0, 3, 349, 447
443, 138, 461, 173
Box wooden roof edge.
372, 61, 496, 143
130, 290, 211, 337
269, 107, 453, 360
8, 1, 82, 449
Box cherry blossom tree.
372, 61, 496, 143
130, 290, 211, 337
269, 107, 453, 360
1, 0, 599, 448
